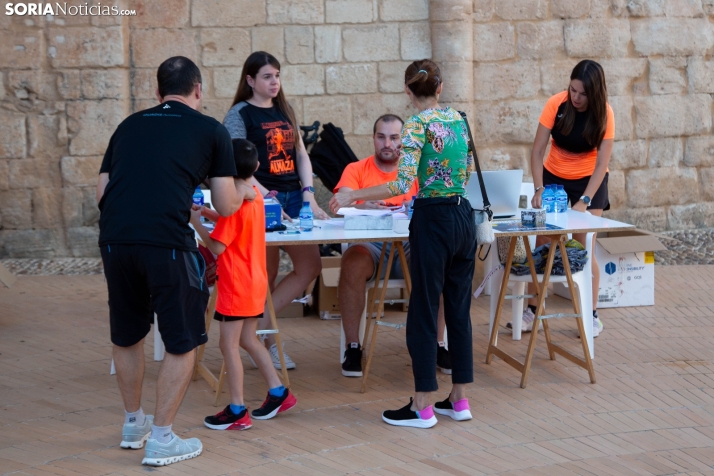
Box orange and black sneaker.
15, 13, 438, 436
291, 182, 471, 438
204, 405, 252, 431
251, 388, 297, 420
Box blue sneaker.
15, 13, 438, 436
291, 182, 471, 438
142, 433, 202, 466
120, 415, 153, 449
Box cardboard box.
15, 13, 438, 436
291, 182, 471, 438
554, 230, 667, 308
318, 256, 342, 318
317, 255, 408, 318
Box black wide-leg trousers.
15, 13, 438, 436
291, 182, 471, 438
406, 196, 477, 392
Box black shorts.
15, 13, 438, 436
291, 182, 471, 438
543, 168, 610, 211
214, 310, 263, 322
101, 244, 210, 354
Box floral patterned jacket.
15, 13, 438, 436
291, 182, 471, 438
386, 107, 473, 199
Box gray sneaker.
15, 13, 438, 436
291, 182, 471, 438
142, 433, 202, 466
269, 343, 296, 370
120, 415, 153, 449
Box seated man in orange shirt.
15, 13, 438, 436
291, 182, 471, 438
331, 114, 450, 378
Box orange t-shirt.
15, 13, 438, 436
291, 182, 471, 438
333, 155, 419, 206
539, 90, 615, 180
210, 187, 267, 317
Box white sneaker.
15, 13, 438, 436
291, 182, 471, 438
506, 307, 536, 333
142, 433, 202, 466
578, 316, 604, 339
593, 317, 603, 338
120, 414, 153, 449
269, 343, 296, 370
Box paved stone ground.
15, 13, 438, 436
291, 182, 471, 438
654, 229, 714, 266
1, 267, 714, 475
2, 228, 712, 276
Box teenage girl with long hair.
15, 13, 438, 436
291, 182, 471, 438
518, 59, 614, 337
224, 51, 329, 369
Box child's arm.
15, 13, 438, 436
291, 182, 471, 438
201, 207, 220, 223
190, 206, 226, 255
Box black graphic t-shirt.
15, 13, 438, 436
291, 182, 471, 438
98, 101, 237, 251
223, 101, 300, 191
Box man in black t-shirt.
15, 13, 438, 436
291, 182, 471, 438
96, 56, 252, 467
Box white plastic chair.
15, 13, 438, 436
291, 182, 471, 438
488, 232, 595, 358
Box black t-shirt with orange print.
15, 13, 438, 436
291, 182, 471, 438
223, 101, 300, 191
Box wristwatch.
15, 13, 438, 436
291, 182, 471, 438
580, 195, 591, 206
302, 186, 315, 194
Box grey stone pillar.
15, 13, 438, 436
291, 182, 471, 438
429, 0, 473, 114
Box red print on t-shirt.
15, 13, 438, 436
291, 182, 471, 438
263, 121, 295, 175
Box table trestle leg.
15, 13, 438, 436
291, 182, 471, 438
486, 236, 518, 365
554, 238, 596, 384
520, 234, 560, 388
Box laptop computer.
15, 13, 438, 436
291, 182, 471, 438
466, 169, 524, 219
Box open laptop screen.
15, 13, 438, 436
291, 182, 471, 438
466, 169, 524, 219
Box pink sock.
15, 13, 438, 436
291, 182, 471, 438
453, 399, 470, 412
417, 405, 434, 420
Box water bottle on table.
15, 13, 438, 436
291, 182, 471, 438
555, 185, 568, 213
299, 201, 313, 231
407, 195, 416, 219
542, 185, 555, 213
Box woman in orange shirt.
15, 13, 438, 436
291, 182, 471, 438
524, 59, 614, 337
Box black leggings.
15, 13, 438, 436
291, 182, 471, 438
406, 196, 477, 392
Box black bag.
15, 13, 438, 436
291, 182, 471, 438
308, 123, 359, 192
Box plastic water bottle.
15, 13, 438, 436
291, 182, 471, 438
192, 187, 205, 222
555, 185, 568, 213
299, 201, 313, 231
192, 186, 204, 208
407, 195, 416, 219
542, 185, 555, 213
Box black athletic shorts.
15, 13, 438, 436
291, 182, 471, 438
214, 310, 263, 322
543, 168, 610, 211
101, 244, 210, 354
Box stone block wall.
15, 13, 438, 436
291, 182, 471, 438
0, 0, 712, 257
470, 0, 714, 232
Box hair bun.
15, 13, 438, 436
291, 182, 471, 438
405, 60, 441, 97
